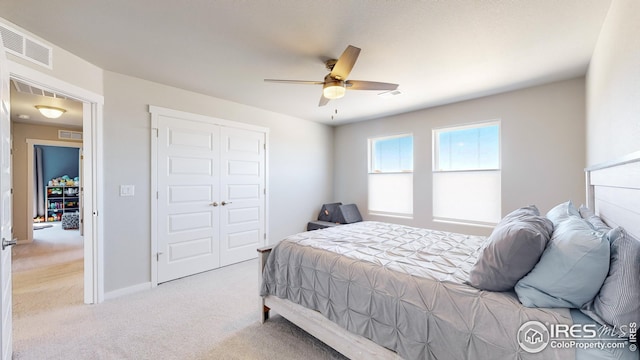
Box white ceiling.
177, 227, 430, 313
0, 0, 612, 125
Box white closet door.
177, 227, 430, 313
157, 116, 220, 283
219, 127, 265, 266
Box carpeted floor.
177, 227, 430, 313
11, 224, 346, 360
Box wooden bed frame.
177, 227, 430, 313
258, 151, 640, 359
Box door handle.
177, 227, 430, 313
221, 201, 232, 206
2, 238, 17, 250
210, 202, 219, 207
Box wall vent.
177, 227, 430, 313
59, 130, 83, 141
12, 79, 68, 99
0, 22, 52, 69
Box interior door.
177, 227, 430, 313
0, 39, 14, 360
156, 115, 220, 283
219, 127, 265, 266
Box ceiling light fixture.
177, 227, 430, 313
322, 80, 346, 100
35, 105, 66, 119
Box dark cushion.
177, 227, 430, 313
317, 203, 342, 222
334, 204, 362, 224
468, 205, 553, 291
306, 221, 341, 231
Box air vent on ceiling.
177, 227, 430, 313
12, 79, 68, 99
0, 22, 52, 69
59, 130, 82, 141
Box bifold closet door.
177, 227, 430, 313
157, 117, 220, 283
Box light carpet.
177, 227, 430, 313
12, 225, 347, 360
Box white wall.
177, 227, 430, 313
103, 71, 333, 293
586, 0, 640, 165
334, 78, 586, 236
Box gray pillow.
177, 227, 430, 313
515, 217, 610, 308
468, 205, 553, 291
581, 230, 640, 329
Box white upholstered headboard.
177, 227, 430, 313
585, 150, 640, 240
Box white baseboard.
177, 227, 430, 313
104, 282, 152, 301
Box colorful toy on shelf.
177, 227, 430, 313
48, 174, 80, 187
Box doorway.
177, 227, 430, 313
10, 79, 86, 313
26, 141, 83, 241
8, 60, 103, 304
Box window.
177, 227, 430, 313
432, 122, 501, 226
368, 134, 413, 217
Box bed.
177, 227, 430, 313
259, 151, 640, 360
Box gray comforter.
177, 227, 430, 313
260, 221, 575, 359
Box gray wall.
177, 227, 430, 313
102, 71, 333, 293
334, 78, 586, 236
586, 0, 640, 166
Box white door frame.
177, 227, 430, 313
25, 139, 82, 242
8, 60, 104, 304
149, 105, 269, 287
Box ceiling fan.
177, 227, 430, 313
264, 45, 399, 106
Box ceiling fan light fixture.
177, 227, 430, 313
322, 80, 346, 99
35, 105, 66, 119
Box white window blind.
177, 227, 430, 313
368, 134, 413, 217
433, 122, 501, 226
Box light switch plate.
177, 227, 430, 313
120, 185, 135, 197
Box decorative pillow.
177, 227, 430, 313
514, 217, 610, 308
468, 205, 553, 291
578, 205, 594, 219
546, 200, 580, 227
581, 230, 640, 329
578, 205, 611, 232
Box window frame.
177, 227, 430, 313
368, 133, 414, 174
367, 133, 414, 218
432, 120, 501, 173
431, 120, 502, 227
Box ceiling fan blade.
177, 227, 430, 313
345, 80, 399, 91
318, 94, 330, 107
330, 45, 361, 80
264, 79, 325, 85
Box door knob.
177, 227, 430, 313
211, 202, 219, 207
2, 238, 17, 250
221, 201, 232, 206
